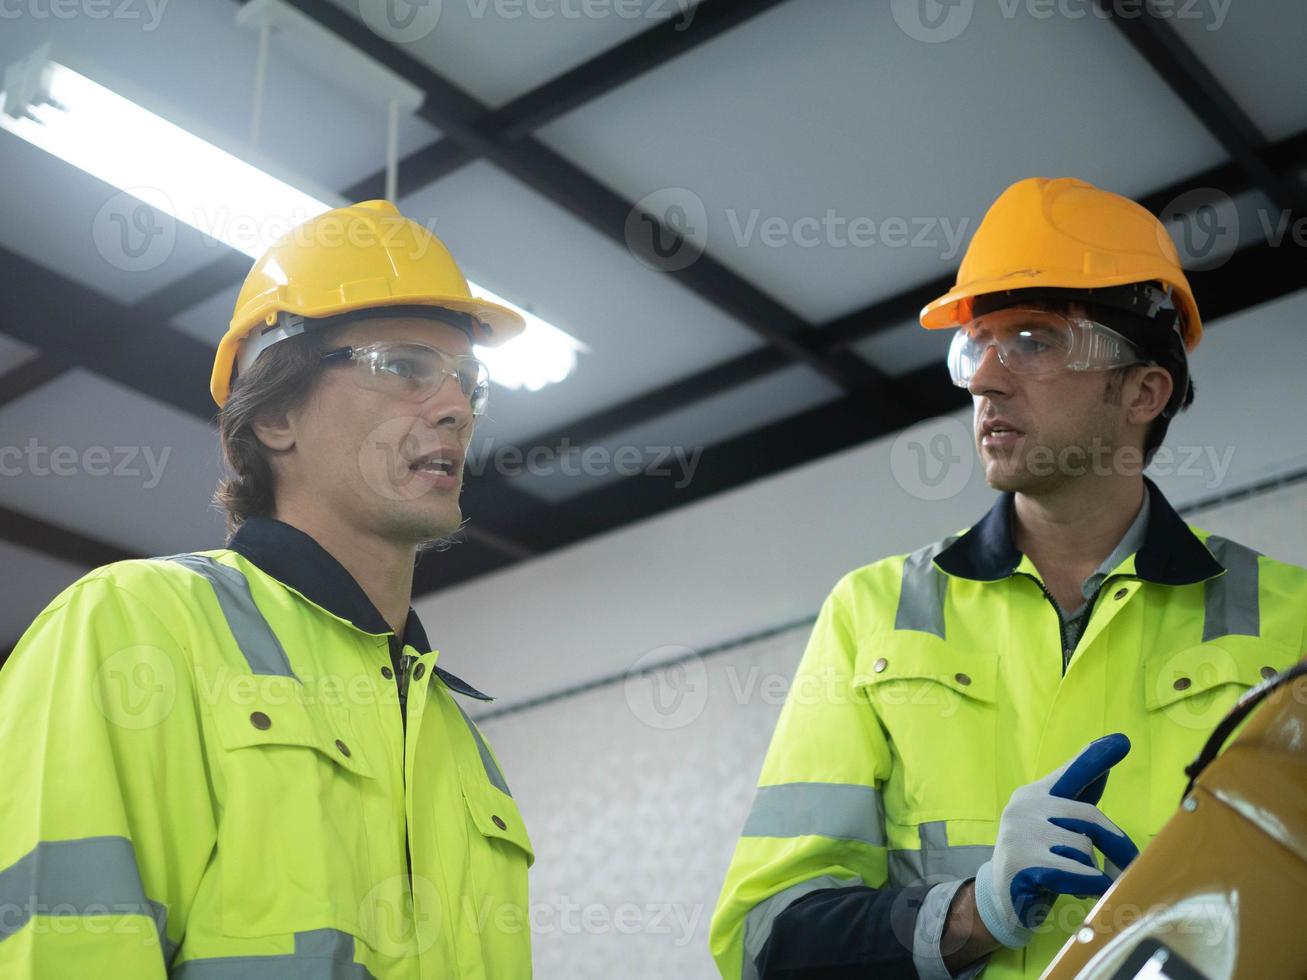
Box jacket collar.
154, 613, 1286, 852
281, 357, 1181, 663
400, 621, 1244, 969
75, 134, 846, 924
227, 517, 492, 700
934, 476, 1224, 586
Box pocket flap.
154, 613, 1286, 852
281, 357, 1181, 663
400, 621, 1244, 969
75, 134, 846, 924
1145, 641, 1281, 711
856, 632, 997, 703
462, 778, 535, 868
211, 678, 375, 779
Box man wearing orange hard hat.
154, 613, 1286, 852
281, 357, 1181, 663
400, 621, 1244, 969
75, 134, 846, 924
0, 200, 536, 978
711, 178, 1307, 979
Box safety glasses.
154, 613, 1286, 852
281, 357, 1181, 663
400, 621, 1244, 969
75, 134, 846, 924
320, 342, 491, 415
947, 307, 1148, 388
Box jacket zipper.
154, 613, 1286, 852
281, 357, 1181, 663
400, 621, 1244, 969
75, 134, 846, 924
1018, 572, 1070, 667
389, 636, 415, 886
1019, 572, 1121, 676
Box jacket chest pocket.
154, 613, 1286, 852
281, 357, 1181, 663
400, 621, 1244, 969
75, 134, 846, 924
855, 633, 999, 822
210, 689, 381, 947
1143, 639, 1288, 828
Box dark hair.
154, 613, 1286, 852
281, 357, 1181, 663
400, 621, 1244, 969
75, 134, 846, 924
212, 324, 344, 536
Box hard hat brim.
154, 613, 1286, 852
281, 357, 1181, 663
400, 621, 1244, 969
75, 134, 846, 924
920, 270, 1202, 352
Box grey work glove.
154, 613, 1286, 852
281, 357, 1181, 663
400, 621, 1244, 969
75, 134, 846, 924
973, 733, 1140, 949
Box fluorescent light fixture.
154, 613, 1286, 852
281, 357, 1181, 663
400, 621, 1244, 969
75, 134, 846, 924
0, 43, 584, 393
470, 284, 589, 392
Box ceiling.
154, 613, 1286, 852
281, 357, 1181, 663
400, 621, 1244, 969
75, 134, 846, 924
2, 0, 1306, 654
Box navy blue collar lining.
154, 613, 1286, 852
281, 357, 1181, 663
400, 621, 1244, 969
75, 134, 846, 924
934, 477, 1224, 586
227, 517, 492, 701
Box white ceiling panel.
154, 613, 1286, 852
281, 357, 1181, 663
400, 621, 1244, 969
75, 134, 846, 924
324, 0, 703, 108
536, 0, 1228, 325
0, 369, 227, 555
1169, 2, 1307, 142
502, 362, 840, 502
398, 160, 763, 447
0, 334, 38, 376
0, 540, 90, 650
853, 318, 952, 379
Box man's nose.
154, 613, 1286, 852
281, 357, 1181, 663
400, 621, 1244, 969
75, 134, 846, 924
418, 372, 474, 431
968, 343, 1013, 398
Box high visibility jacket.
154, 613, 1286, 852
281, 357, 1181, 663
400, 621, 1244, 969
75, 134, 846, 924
0, 518, 533, 979
710, 479, 1307, 979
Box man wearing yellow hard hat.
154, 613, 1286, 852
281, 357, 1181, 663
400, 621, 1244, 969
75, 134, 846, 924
0, 200, 534, 978
710, 178, 1307, 978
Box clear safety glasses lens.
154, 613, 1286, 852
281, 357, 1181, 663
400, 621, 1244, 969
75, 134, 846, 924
947, 308, 1140, 388
345, 343, 491, 415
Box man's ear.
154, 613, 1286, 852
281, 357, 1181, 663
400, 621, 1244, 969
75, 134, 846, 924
251, 411, 296, 452
1126, 365, 1174, 425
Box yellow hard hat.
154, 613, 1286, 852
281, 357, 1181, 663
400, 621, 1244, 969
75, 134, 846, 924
920, 177, 1202, 352
212, 199, 526, 406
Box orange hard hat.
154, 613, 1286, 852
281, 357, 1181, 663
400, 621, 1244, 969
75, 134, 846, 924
920, 177, 1202, 352
212, 200, 526, 406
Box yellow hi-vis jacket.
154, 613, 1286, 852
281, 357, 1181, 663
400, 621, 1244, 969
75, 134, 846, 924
710, 479, 1307, 979
0, 517, 533, 979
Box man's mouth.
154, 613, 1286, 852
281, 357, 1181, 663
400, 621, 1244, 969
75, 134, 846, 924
980, 418, 1024, 448
405, 449, 463, 488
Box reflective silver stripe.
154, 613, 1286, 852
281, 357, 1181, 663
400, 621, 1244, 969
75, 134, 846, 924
888, 821, 993, 887
742, 783, 886, 847
894, 537, 958, 638
160, 554, 297, 677
1202, 536, 1262, 641
740, 874, 863, 980
453, 699, 511, 796
0, 836, 172, 962
171, 928, 375, 979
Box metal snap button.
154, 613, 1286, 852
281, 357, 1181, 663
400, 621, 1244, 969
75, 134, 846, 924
492, 815, 507, 830
1173, 677, 1192, 691
1113, 588, 1128, 600
1261, 666, 1277, 680
250, 711, 271, 730
873, 658, 888, 673
335, 739, 351, 757
413, 662, 426, 681
381, 665, 393, 680
954, 672, 972, 686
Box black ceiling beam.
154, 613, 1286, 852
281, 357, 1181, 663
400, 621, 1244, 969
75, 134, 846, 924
0, 246, 541, 564
0, 503, 135, 569
267, 0, 884, 394
0, 353, 72, 410
1098, 0, 1307, 214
